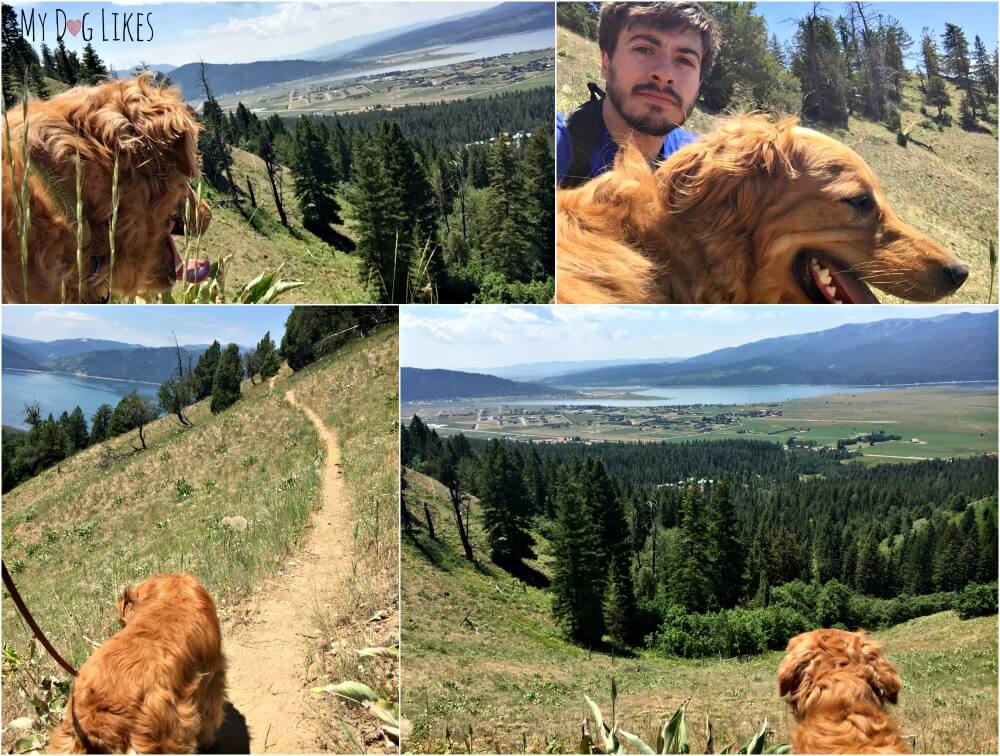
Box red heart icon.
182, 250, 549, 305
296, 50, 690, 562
66, 19, 82, 36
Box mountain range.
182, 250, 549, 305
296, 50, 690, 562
401, 368, 574, 403
2, 337, 213, 384
406, 313, 997, 399
546, 312, 998, 387
168, 2, 553, 100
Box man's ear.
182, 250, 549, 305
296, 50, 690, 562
600, 49, 611, 82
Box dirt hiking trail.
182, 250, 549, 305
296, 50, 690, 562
220, 388, 351, 753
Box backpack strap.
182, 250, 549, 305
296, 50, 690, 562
560, 82, 607, 189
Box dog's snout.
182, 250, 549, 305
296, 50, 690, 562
945, 263, 969, 289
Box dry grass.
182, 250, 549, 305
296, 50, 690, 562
556, 25, 998, 304
401, 470, 997, 754
1, 326, 399, 753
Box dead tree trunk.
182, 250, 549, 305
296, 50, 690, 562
246, 175, 256, 207
449, 485, 474, 561
423, 501, 436, 540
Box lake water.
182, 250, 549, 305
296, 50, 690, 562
501, 385, 904, 408
2, 370, 158, 430
322, 28, 554, 83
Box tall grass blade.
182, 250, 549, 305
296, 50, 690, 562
75, 150, 83, 302
109, 150, 120, 298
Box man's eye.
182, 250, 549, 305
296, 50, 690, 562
678, 58, 696, 67
634, 46, 654, 55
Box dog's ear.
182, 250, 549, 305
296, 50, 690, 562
109, 75, 200, 177
861, 635, 902, 704
659, 115, 797, 225
117, 584, 136, 625
777, 632, 813, 698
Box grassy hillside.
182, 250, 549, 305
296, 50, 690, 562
173, 147, 369, 304
401, 469, 997, 754
1, 325, 399, 752
556, 26, 998, 304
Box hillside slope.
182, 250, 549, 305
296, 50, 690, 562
176, 147, 368, 304
401, 469, 997, 754
1, 325, 399, 753
556, 26, 998, 304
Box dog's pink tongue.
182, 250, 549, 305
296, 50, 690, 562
828, 265, 880, 304
171, 240, 211, 284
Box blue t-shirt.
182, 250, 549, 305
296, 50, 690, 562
556, 111, 697, 184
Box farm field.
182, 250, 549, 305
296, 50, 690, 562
401, 470, 998, 754
402, 386, 998, 461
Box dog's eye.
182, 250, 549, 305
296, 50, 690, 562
842, 194, 874, 213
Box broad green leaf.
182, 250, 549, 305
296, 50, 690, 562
14, 733, 43, 753
660, 705, 688, 754
617, 727, 655, 754
325, 681, 379, 704
737, 719, 768, 754
260, 280, 305, 304
585, 695, 605, 738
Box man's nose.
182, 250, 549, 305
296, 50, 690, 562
649, 56, 676, 85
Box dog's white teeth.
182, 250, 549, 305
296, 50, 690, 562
825, 285, 838, 298
817, 268, 833, 286
834, 298, 843, 304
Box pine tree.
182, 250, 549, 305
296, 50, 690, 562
521, 127, 554, 278
941, 23, 972, 92
89, 403, 113, 444
522, 446, 547, 516
256, 331, 281, 379
791, 8, 849, 126
482, 134, 534, 281
192, 341, 222, 400
65, 406, 89, 450
855, 530, 882, 595
673, 484, 713, 612
921, 27, 941, 79
257, 132, 289, 228
603, 556, 638, 646
210, 344, 243, 414
54, 39, 77, 85
39, 43, 56, 77
978, 507, 998, 583
550, 463, 605, 645
344, 136, 408, 302
768, 33, 787, 68
479, 439, 535, 564
973, 35, 998, 103
958, 91, 977, 129
925, 76, 951, 116
110, 391, 158, 450
706, 480, 744, 609
290, 117, 341, 233
78, 43, 108, 85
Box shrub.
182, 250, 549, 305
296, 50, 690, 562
956, 583, 998, 619
885, 107, 902, 131
174, 477, 195, 499
896, 131, 908, 147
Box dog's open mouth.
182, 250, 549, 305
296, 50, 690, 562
796, 252, 880, 304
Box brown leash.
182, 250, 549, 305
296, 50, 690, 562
2, 561, 78, 677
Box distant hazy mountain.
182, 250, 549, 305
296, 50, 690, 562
113, 63, 176, 79
550, 313, 998, 387
293, 19, 448, 61
345, 2, 553, 61
170, 2, 552, 100
488, 357, 681, 382
2, 337, 215, 384
402, 367, 574, 402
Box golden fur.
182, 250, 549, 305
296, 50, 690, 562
557, 114, 968, 304
778, 628, 909, 754
49, 572, 226, 754
2, 75, 210, 303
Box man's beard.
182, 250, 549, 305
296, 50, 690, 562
606, 71, 694, 136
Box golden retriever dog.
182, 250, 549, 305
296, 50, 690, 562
2, 75, 212, 304
778, 628, 908, 754
557, 115, 969, 304
49, 572, 226, 754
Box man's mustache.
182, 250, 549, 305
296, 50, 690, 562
632, 83, 683, 107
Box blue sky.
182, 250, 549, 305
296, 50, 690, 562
757, 3, 997, 62
1, 305, 292, 347
10, 2, 498, 70
400, 304, 997, 370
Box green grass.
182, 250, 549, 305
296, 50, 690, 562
401, 470, 997, 754
1, 326, 399, 751
556, 25, 998, 304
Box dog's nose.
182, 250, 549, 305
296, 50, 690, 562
945, 263, 969, 289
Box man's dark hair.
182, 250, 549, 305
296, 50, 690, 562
598, 2, 721, 81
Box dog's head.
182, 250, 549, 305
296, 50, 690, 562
117, 572, 208, 626
658, 114, 967, 303
778, 628, 902, 720
24, 74, 210, 301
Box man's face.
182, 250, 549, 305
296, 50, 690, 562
602, 23, 703, 136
